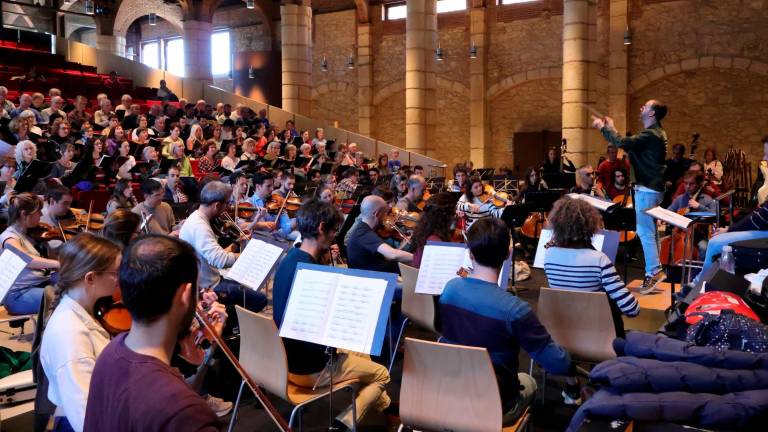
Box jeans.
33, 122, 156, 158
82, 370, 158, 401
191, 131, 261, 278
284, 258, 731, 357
289, 350, 391, 429
634, 188, 664, 276
501, 373, 537, 426
4, 287, 44, 315
213, 278, 267, 313
699, 230, 768, 277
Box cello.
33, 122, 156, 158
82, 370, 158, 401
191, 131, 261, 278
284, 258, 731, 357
612, 187, 636, 243
660, 182, 706, 265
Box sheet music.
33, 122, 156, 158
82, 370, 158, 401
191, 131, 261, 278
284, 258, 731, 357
225, 239, 284, 291
280, 269, 338, 342
533, 229, 609, 268
280, 268, 389, 354
415, 244, 466, 295
645, 206, 693, 229
0, 249, 29, 302
459, 248, 510, 287
324, 274, 386, 353
567, 193, 614, 211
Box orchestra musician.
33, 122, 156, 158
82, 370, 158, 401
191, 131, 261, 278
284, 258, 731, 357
593, 99, 668, 292
606, 167, 629, 200
395, 175, 426, 214
179, 181, 268, 313
106, 179, 138, 215
391, 173, 408, 200
163, 165, 189, 204
249, 172, 292, 236
335, 167, 359, 200
272, 199, 392, 430
541, 147, 576, 174
273, 173, 296, 199
346, 195, 413, 274
411, 192, 461, 268
667, 171, 716, 257
448, 165, 468, 193
83, 236, 225, 431
40, 234, 123, 432
228, 171, 250, 206
40, 185, 74, 257
596, 144, 630, 189
0, 193, 60, 314
570, 166, 607, 200
455, 176, 506, 231
519, 167, 548, 202
132, 179, 178, 235
101, 209, 142, 246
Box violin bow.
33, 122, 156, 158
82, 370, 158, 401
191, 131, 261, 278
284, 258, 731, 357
85, 200, 94, 233
57, 221, 67, 243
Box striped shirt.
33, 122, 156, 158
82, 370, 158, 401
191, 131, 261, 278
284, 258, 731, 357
456, 195, 504, 230
543, 247, 639, 317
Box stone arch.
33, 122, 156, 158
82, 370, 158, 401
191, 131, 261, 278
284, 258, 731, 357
113, 0, 184, 37
3, 4, 35, 29
629, 56, 768, 93
312, 81, 356, 100
486, 67, 563, 100
372, 78, 469, 106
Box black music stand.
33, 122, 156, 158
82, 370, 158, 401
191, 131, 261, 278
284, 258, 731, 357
501, 204, 533, 290
602, 205, 637, 281
543, 172, 576, 190
492, 175, 518, 194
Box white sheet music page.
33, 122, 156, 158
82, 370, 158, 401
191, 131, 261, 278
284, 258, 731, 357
645, 206, 693, 229
0, 249, 29, 302
280, 269, 338, 344
567, 193, 615, 212
324, 274, 387, 353
225, 239, 284, 291
415, 244, 466, 295
534, 229, 606, 268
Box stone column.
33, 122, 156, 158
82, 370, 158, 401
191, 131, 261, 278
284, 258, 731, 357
609, 0, 629, 135
561, 0, 597, 166
95, 34, 127, 58
281, 3, 313, 115
405, 0, 437, 155
357, 23, 374, 136
182, 20, 213, 82
469, 5, 488, 167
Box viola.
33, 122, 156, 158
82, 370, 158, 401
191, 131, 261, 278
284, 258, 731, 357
28, 223, 75, 243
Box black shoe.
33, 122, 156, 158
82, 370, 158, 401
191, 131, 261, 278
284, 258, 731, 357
640, 271, 666, 294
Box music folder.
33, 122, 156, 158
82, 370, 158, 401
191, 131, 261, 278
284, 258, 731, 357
280, 263, 397, 355
645, 206, 693, 229
224, 238, 287, 291
415, 241, 512, 295
0, 245, 33, 303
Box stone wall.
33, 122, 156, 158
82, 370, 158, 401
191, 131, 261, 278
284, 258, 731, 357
312, 10, 358, 131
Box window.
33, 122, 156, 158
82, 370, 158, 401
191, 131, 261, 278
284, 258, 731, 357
141, 41, 160, 69
165, 38, 184, 77
385, 0, 467, 20
385, 3, 406, 20
211, 30, 231, 76
499, 0, 537, 4
437, 0, 467, 13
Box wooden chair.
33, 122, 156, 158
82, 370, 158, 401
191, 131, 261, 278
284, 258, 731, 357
388, 263, 439, 371
398, 337, 531, 432
228, 306, 359, 432
536, 287, 617, 363
532, 287, 618, 402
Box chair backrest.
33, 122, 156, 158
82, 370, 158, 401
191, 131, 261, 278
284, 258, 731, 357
235, 306, 289, 400
537, 287, 617, 362
400, 338, 503, 432
399, 263, 437, 333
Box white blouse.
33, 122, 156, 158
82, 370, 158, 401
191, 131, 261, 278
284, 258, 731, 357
41, 294, 110, 432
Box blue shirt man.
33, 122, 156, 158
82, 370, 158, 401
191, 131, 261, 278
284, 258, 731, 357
249, 172, 292, 237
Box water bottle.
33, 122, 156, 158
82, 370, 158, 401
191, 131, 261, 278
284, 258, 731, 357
720, 245, 735, 274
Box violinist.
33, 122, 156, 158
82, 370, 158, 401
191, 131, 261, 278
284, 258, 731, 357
570, 166, 607, 200
411, 192, 461, 268
273, 173, 296, 199
40, 233, 122, 432
318, 186, 335, 203
228, 171, 250, 206
132, 179, 177, 235
249, 172, 292, 236
0, 193, 59, 314
106, 179, 138, 215
40, 186, 74, 252
391, 173, 408, 200
364, 167, 381, 186
396, 174, 426, 214
179, 181, 267, 313
347, 195, 413, 274
456, 176, 506, 231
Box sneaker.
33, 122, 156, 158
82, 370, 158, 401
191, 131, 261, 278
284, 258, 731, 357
640, 270, 666, 295
561, 389, 582, 406
205, 395, 233, 417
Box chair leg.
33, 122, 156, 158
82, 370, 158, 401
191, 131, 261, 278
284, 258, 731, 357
388, 318, 409, 372
397, 425, 405, 432
350, 387, 357, 432
227, 380, 247, 432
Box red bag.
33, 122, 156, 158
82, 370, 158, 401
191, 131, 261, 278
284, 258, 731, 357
685, 291, 760, 325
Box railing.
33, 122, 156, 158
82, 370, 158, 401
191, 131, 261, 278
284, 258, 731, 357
54, 38, 447, 176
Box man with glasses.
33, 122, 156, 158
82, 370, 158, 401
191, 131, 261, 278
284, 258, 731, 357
132, 179, 177, 235
570, 165, 607, 200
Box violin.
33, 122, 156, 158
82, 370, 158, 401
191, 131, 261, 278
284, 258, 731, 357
333, 191, 356, 215
228, 201, 257, 221
480, 184, 513, 208
94, 288, 132, 336
267, 192, 301, 213
28, 222, 75, 243
417, 190, 432, 210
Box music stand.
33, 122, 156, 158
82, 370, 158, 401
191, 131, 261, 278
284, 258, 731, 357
492, 175, 518, 194
425, 177, 445, 193
473, 168, 494, 181
543, 172, 576, 190
602, 205, 637, 281
501, 204, 533, 289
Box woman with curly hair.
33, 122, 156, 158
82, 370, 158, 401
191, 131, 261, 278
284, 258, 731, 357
543, 196, 639, 318
410, 192, 461, 268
